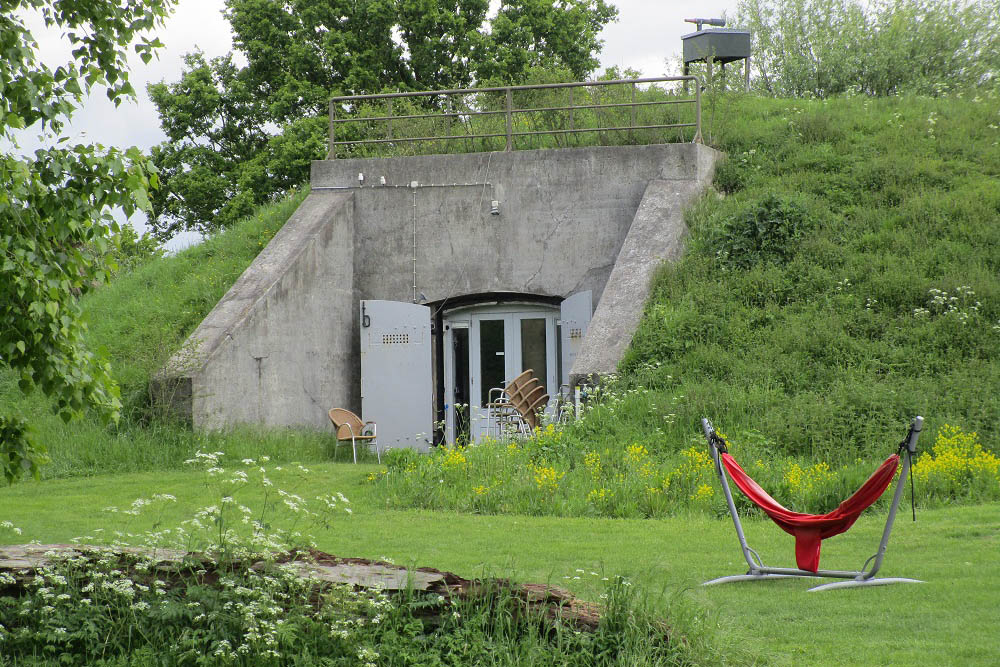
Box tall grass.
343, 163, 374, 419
372, 406, 999, 519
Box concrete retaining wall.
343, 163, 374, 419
312, 144, 714, 306
155, 192, 356, 430
157, 143, 718, 431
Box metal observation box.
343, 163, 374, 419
682, 28, 751, 65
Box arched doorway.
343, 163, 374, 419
442, 301, 561, 442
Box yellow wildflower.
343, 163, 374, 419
624, 443, 649, 464
584, 451, 602, 479
913, 424, 1000, 488
587, 488, 610, 503
531, 464, 565, 493
441, 447, 467, 470
691, 484, 715, 502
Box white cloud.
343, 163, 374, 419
597, 1, 741, 76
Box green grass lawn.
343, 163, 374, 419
3, 463, 998, 665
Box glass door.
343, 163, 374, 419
465, 308, 558, 441
477, 318, 508, 409
442, 297, 588, 444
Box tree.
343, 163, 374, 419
738, 0, 1000, 98
100, 223, 166, 279
0, 0, 172, 483
146, 0, 618, 239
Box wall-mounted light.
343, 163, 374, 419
380, 176, 386, 186
358, 172, 364, 185
490, 200, 500, 216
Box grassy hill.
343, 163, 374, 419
2, 91, 998, 481
623, 92, 999, 459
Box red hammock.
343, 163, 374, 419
720, 452, 900, 572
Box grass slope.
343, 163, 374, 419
2, 464, 997, 665
619, 92, 1000, 460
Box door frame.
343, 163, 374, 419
443, 303, 559, 442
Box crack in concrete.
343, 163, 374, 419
301, 380, 325, 412
524, 202, 569, 292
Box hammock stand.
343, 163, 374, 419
701, 416, 924, 592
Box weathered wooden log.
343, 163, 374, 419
0, 544, 604, 632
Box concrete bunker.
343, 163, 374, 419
154, 142, 720, 450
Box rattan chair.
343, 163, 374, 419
486, 369, 549, 436
328, 408, 379, 464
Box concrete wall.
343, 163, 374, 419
313, 143, 714, 308
571, 148, 717, 382
156, 192, 355, 430
157, 143, 719, 431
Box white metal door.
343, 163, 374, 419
360, 300, 432, 453
560, 291, 592, 389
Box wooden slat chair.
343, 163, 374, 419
328, 408, 379, 464
504, 370, 536, 396
521, 391, 550, 431
487, 369, 550, 435
486, 370, 535, 438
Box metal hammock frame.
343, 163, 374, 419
701, 416, 925, 592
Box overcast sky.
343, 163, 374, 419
17, 0, 741, 247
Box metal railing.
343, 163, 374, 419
328, 76, 702, 158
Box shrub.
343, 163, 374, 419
712, 193, 813, 269
912, 425, 1000, 504
712, 149, 764, 194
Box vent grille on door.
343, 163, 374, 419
381, 333, 410, 345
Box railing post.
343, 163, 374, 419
569, 86, 574, 133
630, 81, 636, 142
505, 87, 513, 152
693, 76, 703, 144
328, 100, 337, 159
387, 98, 393, 141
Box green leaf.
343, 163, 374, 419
133, 187, 152, 212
